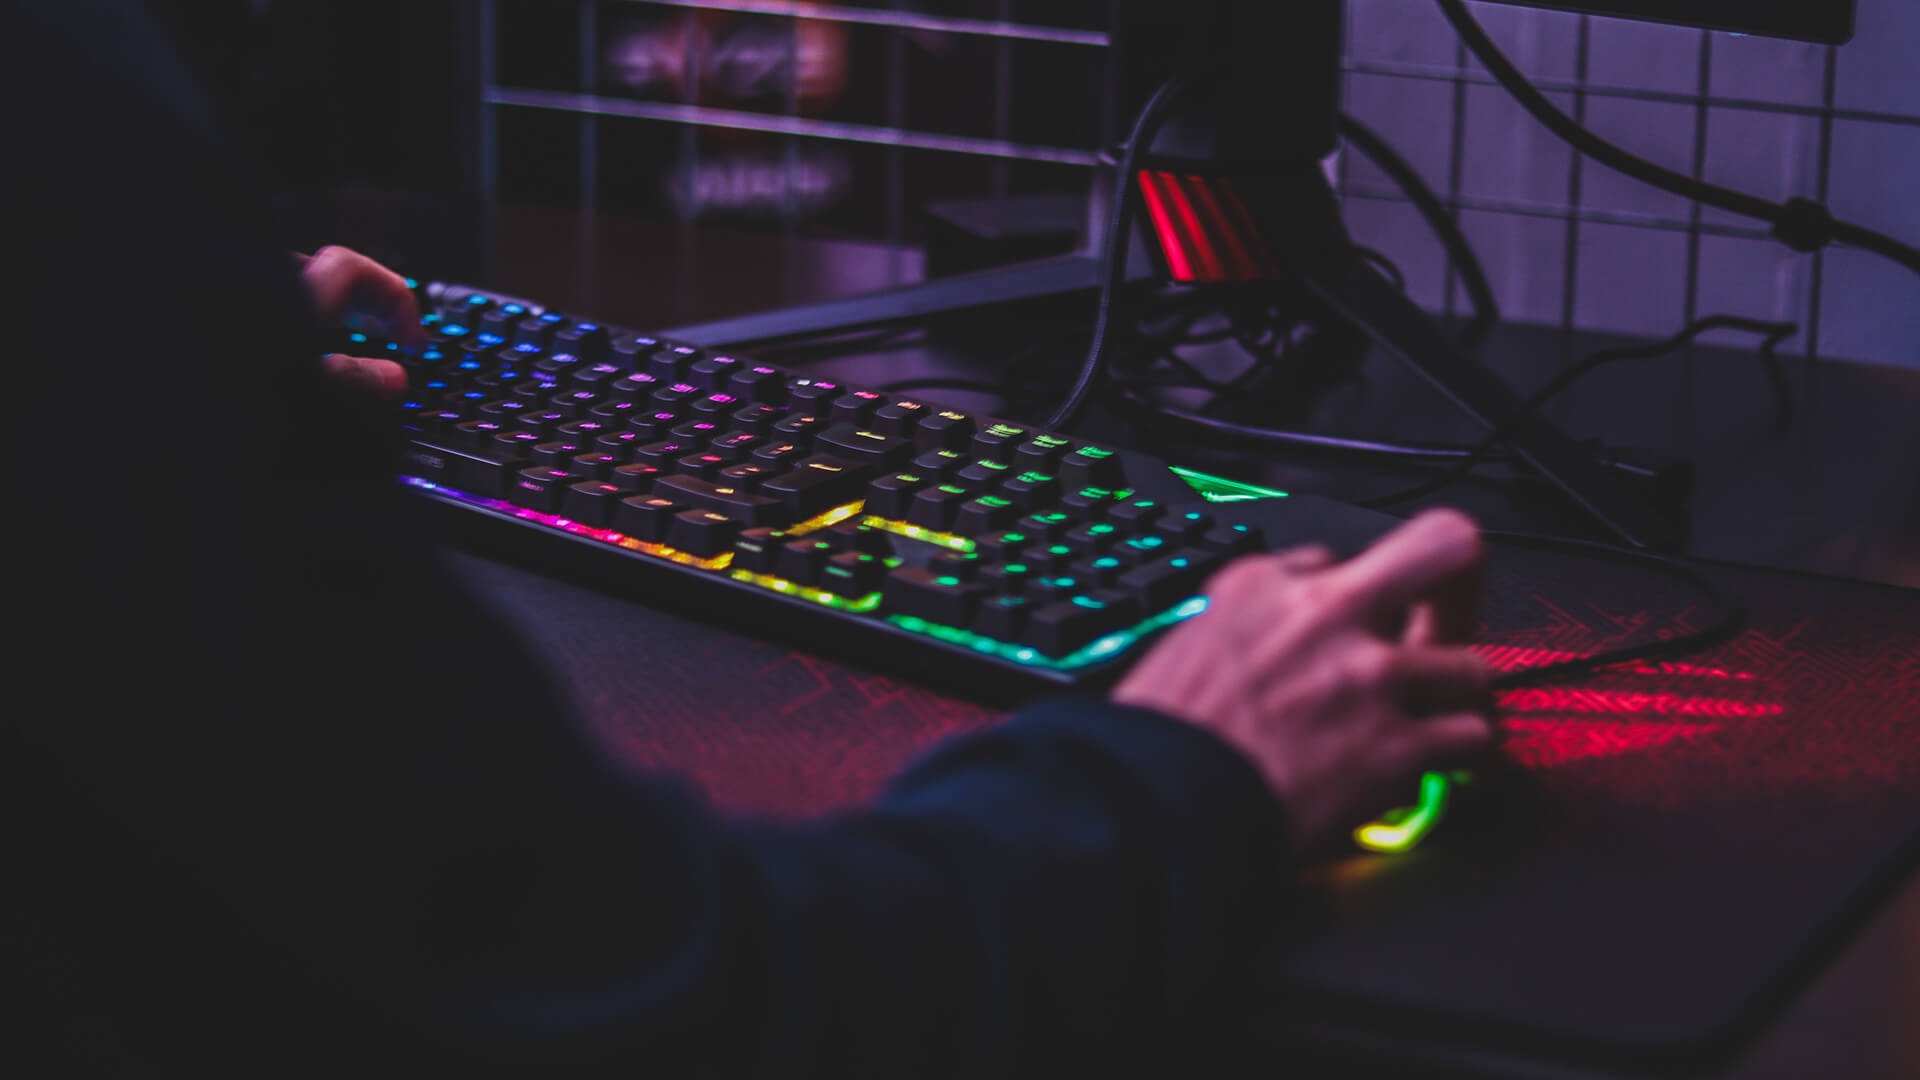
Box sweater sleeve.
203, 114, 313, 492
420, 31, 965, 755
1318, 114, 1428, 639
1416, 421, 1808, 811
6, 5, 1295, 1077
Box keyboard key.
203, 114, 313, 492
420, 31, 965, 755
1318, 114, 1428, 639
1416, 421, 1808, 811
998, 472, 1061, 511
830, 390, 887, 426
871, 399, 929, 437
1024, 595, 1136, 657
864, 472, 929, 518
820, 552, 885, 597
952, 495, 1019, 536
613, 495, 684, 542
509, 466, 585, 514
907, 484, 972, 531
1153, 510, 1214, 544
561, 480, 627, 526
666, 509, 741, 558
1201, 523, 1266, 555
883, 567, 983, 627
815, 424, 913, 467
915, 408, 975, 450
1107, 497, 1164, 527
1057, 445, 1125, 488
777, 538, 838, 584
1011, 435, 1073, 472
786, 377, 841, 404
688, 354, 745, 391
971, 422, 1031, 461
609, 463, 663, 493
731, 527, 788, 572
728, 364, 785, 403
1117, 551, 1213, 612
760, 456, 869, 518
653, 474, 788, 528
912, 448, 968, 478
973, 594, 1033, 640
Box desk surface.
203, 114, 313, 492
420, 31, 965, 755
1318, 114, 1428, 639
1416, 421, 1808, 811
363, 201, 1920, 1077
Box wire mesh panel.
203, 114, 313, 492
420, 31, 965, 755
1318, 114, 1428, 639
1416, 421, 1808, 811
474, 1, 1917, 367
1337, 0, 1919, 368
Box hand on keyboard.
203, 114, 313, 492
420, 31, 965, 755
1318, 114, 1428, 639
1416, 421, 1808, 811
301, 245, 419, 399
1112, 509, 1496, 856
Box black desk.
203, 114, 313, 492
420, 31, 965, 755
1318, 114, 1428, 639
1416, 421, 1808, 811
401, 206, 1920, 1077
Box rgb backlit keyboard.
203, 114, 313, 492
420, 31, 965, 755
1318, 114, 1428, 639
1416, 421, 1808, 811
366, 281, 1452, 850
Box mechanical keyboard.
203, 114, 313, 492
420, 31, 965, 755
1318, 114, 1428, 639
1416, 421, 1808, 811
381, 281, 1407, 701
365, 280, 1456, 851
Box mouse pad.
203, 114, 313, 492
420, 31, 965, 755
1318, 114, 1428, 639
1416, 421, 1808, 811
445, 540, 1920, 1075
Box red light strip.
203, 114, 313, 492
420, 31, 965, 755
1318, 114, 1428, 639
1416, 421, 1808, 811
1161, 174, 1229, 282
1136, 170, 1195, 282
1183, 175, 1262, 281
1209, 177, 1280, 278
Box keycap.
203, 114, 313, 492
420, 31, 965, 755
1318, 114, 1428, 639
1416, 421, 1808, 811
1023, 596, 1137, 658
871, 399, 928, 437
776, 538, 839, 584
820, 552, 885, 597
731, 527, 788, 572
971, 423, 1031, 461
1117, 551, 1213, 612
1057, 445, 1125, 488
613, 495, 684, 542
666, 509, 740, 558
1201, 523, 1266, 555
653, 474, 788, 527
952, 495, 1019, 535
974, 595, 1034, 640
688, 354, 744, 391
865, 472, 929, 518
561, 480, 628, 526
915, 408, 975, 450
883, 567, 983, 626
907, 484, 972, 530
815, 424, 913, 467
1153, 510, 1214, 544
759, 456, 869, 518
609, 463, 663, 493
1011, 435, 1073, 472
509, 466, 586, 514
830, 390, 887, 426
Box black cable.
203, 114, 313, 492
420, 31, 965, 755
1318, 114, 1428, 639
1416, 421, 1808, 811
1354, 245, 1407, 293
1435, 0, 1920, 278
1479, 529, 1748, 689
1337, 112, 1501, 345
1360, 315, 1797, 510
1117, 386, 1515, 462
1042, 71, 1192, 432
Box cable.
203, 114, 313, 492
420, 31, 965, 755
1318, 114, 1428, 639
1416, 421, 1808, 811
1435, 0, 1920, 278
1116, 386, 1516, 463
1359, 315, 1797, 510
1337, 113, 1500, 345
1479, 529, 1748, 688
1042, 71, 1192, 432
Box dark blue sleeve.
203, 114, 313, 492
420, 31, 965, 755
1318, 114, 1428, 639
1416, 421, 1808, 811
7, 5, 1294, 1077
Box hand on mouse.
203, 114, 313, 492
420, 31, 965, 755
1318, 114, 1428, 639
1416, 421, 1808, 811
1112, 508, 1497, 856
298, 245, 422, 401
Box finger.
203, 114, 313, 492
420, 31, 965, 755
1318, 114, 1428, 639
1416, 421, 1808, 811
1326, 508, 1484, 634
1273, 544, 1335, 574
301, 246, 426, 348
1387, 646, 1493, 712
1407, 710, 1499, 769
321, 354, 409, 400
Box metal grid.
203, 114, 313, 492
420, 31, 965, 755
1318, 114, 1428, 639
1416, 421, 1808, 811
1335, 0, 1919, 366
475, 1, 1918, 366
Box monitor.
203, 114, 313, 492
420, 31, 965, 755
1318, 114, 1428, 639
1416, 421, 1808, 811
1478, 0, 1855, 43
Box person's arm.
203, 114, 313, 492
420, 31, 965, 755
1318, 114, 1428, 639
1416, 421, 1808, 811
9, 5, 1489, 1076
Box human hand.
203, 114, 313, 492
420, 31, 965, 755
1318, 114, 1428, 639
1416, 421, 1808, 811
298, 245, 424, 400
1112, 509, 1496, 856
